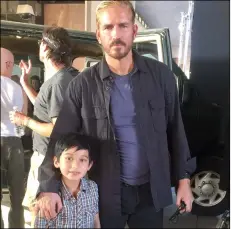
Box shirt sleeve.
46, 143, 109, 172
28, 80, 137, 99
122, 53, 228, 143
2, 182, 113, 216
162, 65, 196, 181
91, 181, 99, 216
46, 84, 65, 119
37, 77, 82, 194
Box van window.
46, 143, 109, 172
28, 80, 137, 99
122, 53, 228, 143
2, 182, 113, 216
133, 42, 158, 60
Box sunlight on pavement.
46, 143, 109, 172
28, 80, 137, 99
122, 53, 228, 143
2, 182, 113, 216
1, 205, 31, 228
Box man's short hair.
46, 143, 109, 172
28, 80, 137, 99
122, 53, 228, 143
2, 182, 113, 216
96, 0, 135, 28
42, 26, 72, 66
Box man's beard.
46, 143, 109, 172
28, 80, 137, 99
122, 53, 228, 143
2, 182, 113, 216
105, 39, 132, 60
108, 47, 131, 60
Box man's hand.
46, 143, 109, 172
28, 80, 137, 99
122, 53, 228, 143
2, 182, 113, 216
19, 59, 32, 85
35, 192, 63, 220
9, 110, 28, 126
176, 179, 194, 212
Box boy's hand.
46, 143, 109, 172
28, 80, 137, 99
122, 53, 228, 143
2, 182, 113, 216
35, 192, 63, 220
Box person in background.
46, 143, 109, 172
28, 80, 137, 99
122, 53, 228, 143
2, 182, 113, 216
11, 74, 32, 151
26, 75, 41, 120
9, 26, 75, 225
11, 74, 20, 84
30, 75, 41, 93
34, 1, 196, 228
34, 133, 100, 228
1, 48, 25, 228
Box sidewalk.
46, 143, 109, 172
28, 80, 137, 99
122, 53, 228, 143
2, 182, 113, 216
1, 189, 219, 228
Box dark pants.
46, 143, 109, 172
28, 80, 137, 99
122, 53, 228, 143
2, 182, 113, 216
100, 182, 163, 228
1, 137, 25, 228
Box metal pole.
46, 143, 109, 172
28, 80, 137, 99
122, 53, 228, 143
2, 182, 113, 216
182, 1, 194, 74
178, 12, 186, 67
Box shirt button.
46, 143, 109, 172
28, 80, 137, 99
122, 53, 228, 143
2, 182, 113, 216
106, 86, 109, 90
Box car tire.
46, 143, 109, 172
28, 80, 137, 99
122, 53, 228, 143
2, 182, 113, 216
190, 156, 229, 216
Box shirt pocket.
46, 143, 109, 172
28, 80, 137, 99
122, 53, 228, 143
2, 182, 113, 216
148, 99, 166, 133
81, 106, 107, 120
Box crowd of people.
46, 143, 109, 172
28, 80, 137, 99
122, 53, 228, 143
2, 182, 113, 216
1, 1, 195, 228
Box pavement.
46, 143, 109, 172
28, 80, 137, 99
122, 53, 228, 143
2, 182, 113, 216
1, 188, 220, 228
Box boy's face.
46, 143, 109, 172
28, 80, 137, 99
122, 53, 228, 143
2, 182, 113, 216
54, 146, 93, 181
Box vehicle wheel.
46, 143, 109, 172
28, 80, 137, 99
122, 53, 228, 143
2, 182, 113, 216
190, 156, 229, 216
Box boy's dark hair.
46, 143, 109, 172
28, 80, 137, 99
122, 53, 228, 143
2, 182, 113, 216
53, 133, 99, 163
42, 26, 72, 66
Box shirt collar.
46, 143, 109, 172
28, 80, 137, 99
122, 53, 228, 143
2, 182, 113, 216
1, 75, 10, 78
99, 50, 148, 80
61, 178, 88, 200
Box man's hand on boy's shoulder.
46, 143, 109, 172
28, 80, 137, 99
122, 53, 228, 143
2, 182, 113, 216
34, 192, 63, 220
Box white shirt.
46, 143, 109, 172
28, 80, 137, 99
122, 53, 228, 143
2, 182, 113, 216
1, 76, 23, 137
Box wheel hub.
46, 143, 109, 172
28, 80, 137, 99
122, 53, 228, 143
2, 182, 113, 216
191, 170, 227, 207
200, 183, 214, 196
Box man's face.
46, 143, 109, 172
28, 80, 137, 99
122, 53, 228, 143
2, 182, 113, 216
96, 5, 138, 60
54, 146, 93, 182
6, 61, 14, 76
0, 48, 14, 77
31, 79, 40, 91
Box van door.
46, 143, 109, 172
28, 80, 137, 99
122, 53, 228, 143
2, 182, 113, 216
134, 28, 173, 70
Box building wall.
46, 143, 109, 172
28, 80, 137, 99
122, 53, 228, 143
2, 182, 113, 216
44, 3, 85, 70
136, 1, 189, 58
85, 1, 147, 32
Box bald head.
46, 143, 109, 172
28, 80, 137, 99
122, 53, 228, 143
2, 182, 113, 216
1, 47, 14, 77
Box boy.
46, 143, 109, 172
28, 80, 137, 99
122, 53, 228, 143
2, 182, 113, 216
33, 133, 101, 228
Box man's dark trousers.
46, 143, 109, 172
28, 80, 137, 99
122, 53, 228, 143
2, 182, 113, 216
1, 137, 25, 228
100, 182, 164, 228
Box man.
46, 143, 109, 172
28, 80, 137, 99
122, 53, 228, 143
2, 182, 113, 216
9, 26, 75, 212
1, 48, 25, 228
35, 1, 196, 228
30, 75, 41, 93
